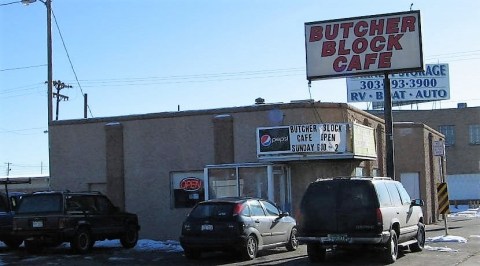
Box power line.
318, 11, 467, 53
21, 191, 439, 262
0, 1, 20, 6
51, 8, 94, 118
0, 126, 46, 135
0, 64, 47, 72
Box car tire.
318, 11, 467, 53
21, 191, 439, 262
24, 240, 44, 254
71, 227, 92, 254
285, 227, 299, 251
384, 229, 398, 264
307, 243, 326, 262
241, 235, 258, 260
184, 248, 201, 259
409, 222, 425, 252
3, 238, 23, 249
120, 225, 139, 249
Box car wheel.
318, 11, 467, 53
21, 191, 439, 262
3, 238, 23, 249
307, 243, 326, 262
71, 227, 92, 254
120, 225, 139, 249
409, 222, 425, 252
24, 240, 44, 254
184, 248, 201, 260
241, 235, 258, 260
384, 229, 398, 264
286, 227, 299, 251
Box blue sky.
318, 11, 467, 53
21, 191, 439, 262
1, 0, 479, 176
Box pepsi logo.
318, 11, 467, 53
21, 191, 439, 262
180, 177, 203, 191
260, 135, 272, 147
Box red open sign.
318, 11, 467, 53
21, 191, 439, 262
180, 177, 203, 191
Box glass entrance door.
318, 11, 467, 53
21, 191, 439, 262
205, 163, 292, 213
272, 165, 291, 213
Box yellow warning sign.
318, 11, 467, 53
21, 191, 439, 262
437, 182, 450, 214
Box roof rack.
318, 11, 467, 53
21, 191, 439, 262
315, 176, 393, 182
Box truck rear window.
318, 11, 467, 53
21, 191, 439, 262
16, 194, 63, 214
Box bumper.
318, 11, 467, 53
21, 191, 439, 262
297, 231, 390, 245
180, 234, 248, 251
13, 228, 75, 242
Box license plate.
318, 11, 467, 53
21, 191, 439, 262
201, 224, 213, 231
32, 220, 44, 228
327, 234, 349, 242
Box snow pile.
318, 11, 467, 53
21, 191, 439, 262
448, 205, 480, 218
426, 235, 467, 243
94, 239, 183, 252
424, 245, 458, 252
0, 239, 184, 253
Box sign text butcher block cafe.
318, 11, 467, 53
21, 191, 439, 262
305, 11, 423, 80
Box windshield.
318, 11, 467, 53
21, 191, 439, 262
16, 194, 63, 214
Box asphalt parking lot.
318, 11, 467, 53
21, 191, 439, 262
0, 216, 479, 266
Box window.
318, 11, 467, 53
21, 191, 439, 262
249, 200, 266, 216
354, 167, 364, 177
261, 201, 280, 216
438, 125, 455, 146
16, 194, 63, 214
239, 167, 268, 199
395, 183, 412, 205
189, 203, 234, 219
374, 183, 392, 207
172, 171, 205, 208
385, 182, 402, 206
469, 125, 480, 145
207, 168, 237, 199
96, 196, 115, 214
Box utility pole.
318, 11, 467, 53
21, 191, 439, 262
5, 162, 11, 176
52, 80, 72, 121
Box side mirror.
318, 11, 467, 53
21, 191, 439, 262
411, 199, 424, 206
280, 211, 290, 217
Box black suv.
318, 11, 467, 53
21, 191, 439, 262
297, 177, 425, 264
13, 191, 140, 253
180, 197, 298, 260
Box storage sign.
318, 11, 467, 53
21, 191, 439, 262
346, 64, 450, 102
257, 123, 347, 155
305, 11, 423, 80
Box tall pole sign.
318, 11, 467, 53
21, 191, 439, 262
305, 11, 423, 179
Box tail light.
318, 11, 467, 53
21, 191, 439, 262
375, 208, 383, 232
233, 203, 245, 216
58, 217, 68, 229
295, 209, 303, 227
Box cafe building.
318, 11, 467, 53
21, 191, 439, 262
49, 100, 440, 240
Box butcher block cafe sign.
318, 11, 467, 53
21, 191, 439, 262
305, 11, 423, 80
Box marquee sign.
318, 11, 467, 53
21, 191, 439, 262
305, 11, 423, 80
257, 123, 347, 156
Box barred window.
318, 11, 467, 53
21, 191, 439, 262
438, 125, 455, 146
469, 125, 480, 145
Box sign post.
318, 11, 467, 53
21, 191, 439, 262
433, 140, 448, 235
383, 73, 395, 179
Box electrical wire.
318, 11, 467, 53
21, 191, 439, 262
0, 64, 47, 72
51, 8, 94, 118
